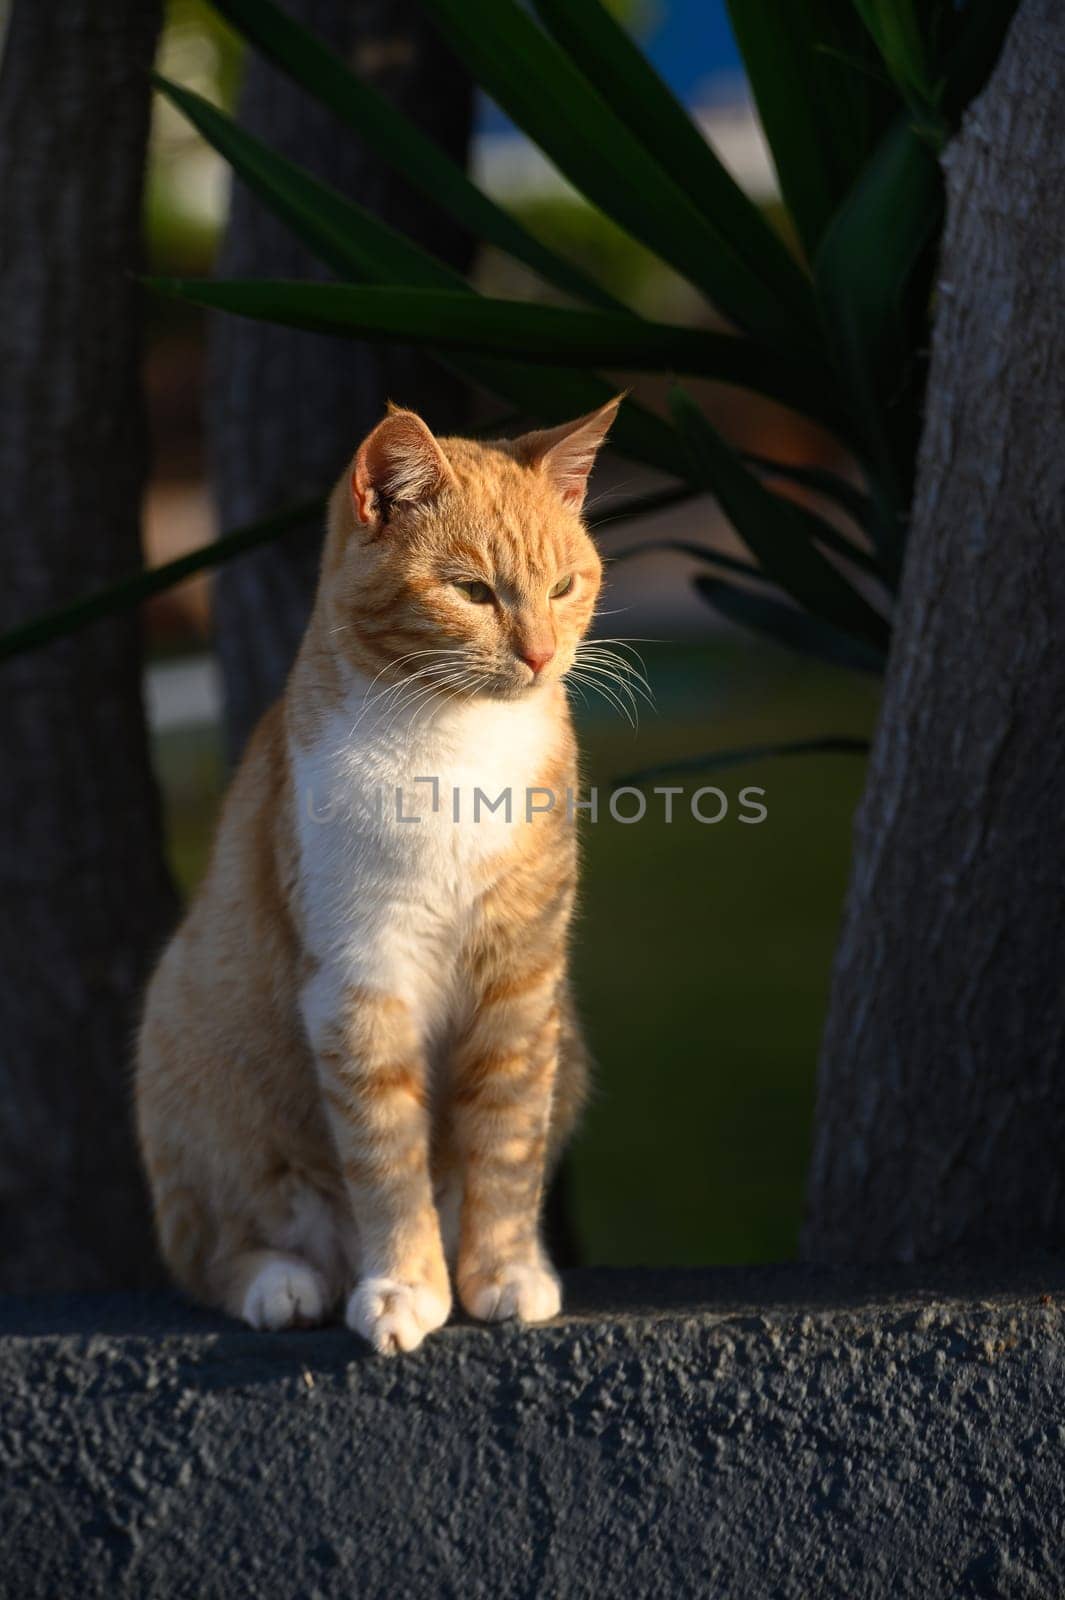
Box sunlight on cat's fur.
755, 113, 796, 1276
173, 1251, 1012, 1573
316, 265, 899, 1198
135, 397, 626, 1353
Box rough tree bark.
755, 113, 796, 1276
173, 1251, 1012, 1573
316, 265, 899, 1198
804, 0, 1065, 1262
0, 1, 177, 1288
207, 0, 474, 762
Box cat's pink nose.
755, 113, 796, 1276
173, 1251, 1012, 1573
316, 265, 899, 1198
519, 646, 555, 676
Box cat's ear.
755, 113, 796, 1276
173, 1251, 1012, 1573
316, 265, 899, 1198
352, 407, 454, 528
509, 395, 624, 512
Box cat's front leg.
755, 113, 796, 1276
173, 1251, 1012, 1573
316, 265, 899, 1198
450, 950, 566, 1326
302, 971, 450, 1353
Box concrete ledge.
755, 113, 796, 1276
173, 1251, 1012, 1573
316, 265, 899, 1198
3, 1261, 1065, 1598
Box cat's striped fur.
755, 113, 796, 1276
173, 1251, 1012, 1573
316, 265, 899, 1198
135, 398, 619, 1352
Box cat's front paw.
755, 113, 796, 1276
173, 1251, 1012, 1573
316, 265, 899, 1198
242, 1258, 329, 1331
459, 1260, 562, 1325
346, 1275, 452, 1355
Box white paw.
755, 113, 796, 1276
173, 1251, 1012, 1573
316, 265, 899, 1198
346, 1276, 451, 1355
464, 1262, 562, 1325
242, 1258, 328, 1331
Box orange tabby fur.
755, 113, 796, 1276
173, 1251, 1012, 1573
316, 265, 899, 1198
135, 398, 619, 1352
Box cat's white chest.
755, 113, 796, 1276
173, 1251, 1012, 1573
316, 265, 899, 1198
290, 677, 560, 1030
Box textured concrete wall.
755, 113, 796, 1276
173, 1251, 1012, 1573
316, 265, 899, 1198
3, 1262, 1065, 1598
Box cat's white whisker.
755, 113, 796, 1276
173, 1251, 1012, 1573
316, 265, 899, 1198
417, 671, 489, 733
576, 667, 641, 727
564, 677, 590, 713
584, 642, 657, 693
579, 672, 651, 722
578, 661, 655, 713
350, 651, 472, 743
462, 673, 492, 703
592, 635, 665, 651
349, 647, 470, 727
567, 667, 637, 728
384, 665, 478, 737
583, 476, 641, 516
576, 644, 656, 709
576, 644, 650, 695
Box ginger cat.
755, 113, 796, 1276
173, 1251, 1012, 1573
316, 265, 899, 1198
135, 397, 620, 1353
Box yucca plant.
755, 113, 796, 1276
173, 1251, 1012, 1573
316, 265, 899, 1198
1, 0, 1016, 770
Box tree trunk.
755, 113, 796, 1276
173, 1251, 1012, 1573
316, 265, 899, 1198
804, 0, 1065, 1262
0, 0, 177, 1288
207, 0, 474, 762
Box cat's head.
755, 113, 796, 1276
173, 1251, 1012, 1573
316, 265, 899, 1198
323, 398, 621, 701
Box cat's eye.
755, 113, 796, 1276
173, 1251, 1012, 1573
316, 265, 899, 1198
454, 578, 494, 605
550, 575, 574, 599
